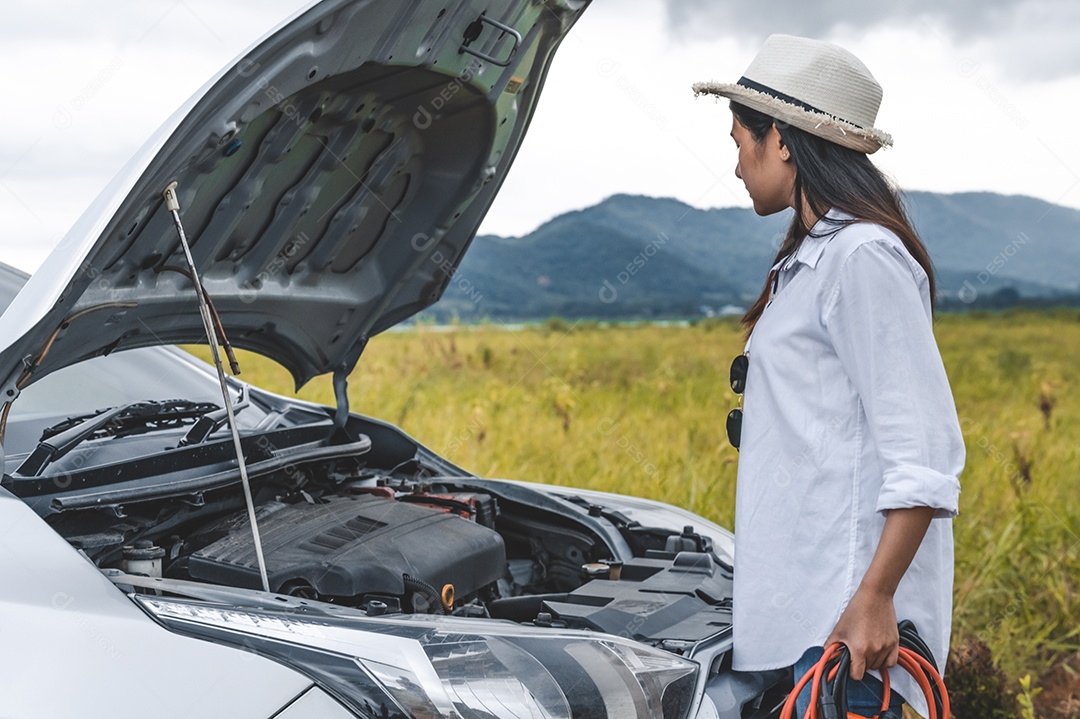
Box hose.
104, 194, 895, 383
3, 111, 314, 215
403, 574, 446, 615
780, 624, 950, 719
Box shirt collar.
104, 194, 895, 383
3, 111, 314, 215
789, 208, 854, 270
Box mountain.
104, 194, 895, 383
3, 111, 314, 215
425, 192, 1080, 322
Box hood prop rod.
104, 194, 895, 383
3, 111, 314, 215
162, 181, 270, 594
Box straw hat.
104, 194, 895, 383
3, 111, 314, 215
693, 34, 892, 154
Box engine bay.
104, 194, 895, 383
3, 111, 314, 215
30, 418, 733, 655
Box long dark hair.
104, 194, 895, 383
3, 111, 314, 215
731, 101, 935, 332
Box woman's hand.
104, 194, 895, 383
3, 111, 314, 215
825, 585, 899, 680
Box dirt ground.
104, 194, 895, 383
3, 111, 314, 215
1037, 654, 1080, 719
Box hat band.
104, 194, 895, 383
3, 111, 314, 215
736, 76, 865, 130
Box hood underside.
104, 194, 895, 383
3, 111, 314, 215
0, 0, 587, 402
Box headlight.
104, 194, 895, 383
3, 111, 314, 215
136, 596, 698, 719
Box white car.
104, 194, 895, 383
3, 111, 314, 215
0, 1, 782, 717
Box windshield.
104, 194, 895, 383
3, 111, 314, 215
0, 261, 223, 458
0, 258, 222, 449
9, 347, 222, 420
4, 347, 224, 457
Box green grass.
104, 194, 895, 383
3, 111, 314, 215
186, 309, 1080, 683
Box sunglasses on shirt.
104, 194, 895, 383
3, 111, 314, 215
726, 266, 785, 450
727, 354, 748, 449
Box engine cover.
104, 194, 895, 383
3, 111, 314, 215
541, 551, 733, 652
187, 495, 506, 600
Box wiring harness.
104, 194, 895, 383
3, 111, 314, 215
780, 621, 950, 719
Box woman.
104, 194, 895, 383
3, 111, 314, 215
693, 35, 965, 718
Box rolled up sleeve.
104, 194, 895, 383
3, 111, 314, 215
825, 240, 965, 518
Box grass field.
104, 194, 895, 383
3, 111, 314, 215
187, 309, 1080, 707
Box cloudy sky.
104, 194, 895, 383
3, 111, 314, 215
2, 0, 1078, 272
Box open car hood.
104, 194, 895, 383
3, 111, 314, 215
0, 0, 587, 402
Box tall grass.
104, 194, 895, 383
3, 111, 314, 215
933, 311, 1080, 679
185, 309, 1080, 681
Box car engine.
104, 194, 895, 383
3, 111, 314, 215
181, 492, 506, 613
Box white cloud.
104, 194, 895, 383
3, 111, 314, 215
485, 1, 1080, 235
660, 0, 1080, 81
0, 0, 302, 271
0, 0, 1077, 271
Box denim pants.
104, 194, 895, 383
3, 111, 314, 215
794, 646, 905, 717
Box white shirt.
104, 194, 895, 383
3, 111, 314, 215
731, 210, 964, 717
